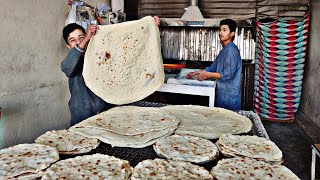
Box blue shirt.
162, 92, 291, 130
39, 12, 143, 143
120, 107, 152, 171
205, 42, 242, 110
61, 48, 115, 126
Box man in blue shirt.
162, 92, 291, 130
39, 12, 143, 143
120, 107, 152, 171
186, 19, 242, 110
61, 23, 115, 126
61, 17, 161, 126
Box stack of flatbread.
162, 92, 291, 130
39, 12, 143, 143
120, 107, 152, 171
0, 144, 59, 179
42, 154, 132, 179
216, 134, 283, 162
162, 105, 252, 139
83, 16, 164, 105
131, 158, 213, 179
153, 134, 219, 164
35, 129, 100, 155
211, 157, 300, 179
70, 106, 180, 148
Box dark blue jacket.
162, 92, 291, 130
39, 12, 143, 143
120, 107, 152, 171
61, 48, 114, 126
205, 42, 242, 110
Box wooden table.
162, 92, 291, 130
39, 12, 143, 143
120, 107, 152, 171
311, 144, 320, 180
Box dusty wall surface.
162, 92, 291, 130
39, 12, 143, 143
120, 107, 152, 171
0, 0, 71, 148
300, 2, 320, 128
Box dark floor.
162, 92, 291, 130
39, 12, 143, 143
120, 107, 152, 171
263, 120, 320, 180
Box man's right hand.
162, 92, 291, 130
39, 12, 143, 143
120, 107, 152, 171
186, 71, 198, 79
78, 25, 99, 50
85, 25, 99, 39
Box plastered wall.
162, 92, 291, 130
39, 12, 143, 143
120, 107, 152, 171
0, 0, 71, 148
300, 2, 320, 128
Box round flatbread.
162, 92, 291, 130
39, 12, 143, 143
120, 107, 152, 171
72, 106, 179, 135
211, 157, 299, 180
83, 16, 164, 105
35, 129, 100, 155
216, 134, 283, 162
131, 158, 213, 179
153, 134, 219, 163
41, 154, 132, 179
0, 144, 59, 179
162, 105, 252, 139
70, 106, 179, 148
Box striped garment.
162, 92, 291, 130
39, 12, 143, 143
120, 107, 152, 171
253, 14, 310, 121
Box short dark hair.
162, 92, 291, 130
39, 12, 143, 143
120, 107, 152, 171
63, 23, 86, 45
220, 19, 237, 33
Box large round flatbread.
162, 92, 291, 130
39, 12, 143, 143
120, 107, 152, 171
35, 129, 100, 155
42, 154, 132, 179
70, 106, 179, 148
0, 144, 59, 179
216, 134, 283, 162
72, 106, 179, 135
162, 105, 252, 139
153, 134, 219, 163
211, 157, 299, 180
131, 158, 213, 179
83, 16, 164, 105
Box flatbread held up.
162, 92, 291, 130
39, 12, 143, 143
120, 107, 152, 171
83, 16, 164, 105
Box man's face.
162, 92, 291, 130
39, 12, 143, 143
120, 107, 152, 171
219, 25, 234, 43
66, 29, 85, 49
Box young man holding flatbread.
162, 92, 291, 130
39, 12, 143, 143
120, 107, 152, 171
186, 19, 242, 110
61, 17, 161, 126
61, 23, 115, 126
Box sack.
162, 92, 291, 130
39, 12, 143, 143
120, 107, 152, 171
65, 4, 77, 26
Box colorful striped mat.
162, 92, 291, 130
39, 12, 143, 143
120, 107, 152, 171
253, 14, 310, 122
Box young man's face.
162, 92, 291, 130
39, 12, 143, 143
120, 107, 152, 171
66, 29, 85, 49
219, 25, 235, 43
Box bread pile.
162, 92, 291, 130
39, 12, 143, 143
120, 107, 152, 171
209, 134, 300, 179
70, 106, 180, 148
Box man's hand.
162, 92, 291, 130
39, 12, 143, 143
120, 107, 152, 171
186, 70, 209, 81
153, 16, 160, 26
197, 70, 209, 81
78, 25, 99, 50
85, 25, 99, 40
